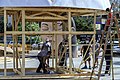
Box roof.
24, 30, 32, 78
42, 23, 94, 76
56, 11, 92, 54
0, 0, 111, 10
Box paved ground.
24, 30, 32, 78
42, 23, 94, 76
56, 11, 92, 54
0, 50, 120, 80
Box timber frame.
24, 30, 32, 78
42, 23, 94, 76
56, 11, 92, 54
0, 7, 105, 79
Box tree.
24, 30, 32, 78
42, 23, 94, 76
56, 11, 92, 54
74, 16, 94, 31
18, 22, 40, 31
73, 16, 94, 43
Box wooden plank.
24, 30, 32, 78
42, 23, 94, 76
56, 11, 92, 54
5, 31, 95, 35
29, 12, 67, 19
26, 16, 67, 20
52, 22, 55, 68
15, 12, 22, 30
4, 7, 97, 13
22, 10, 25, 76
68, 11, 72, 73
55, 22, 58, 71
0, 73, 95, 79
93, 11, 97, 66
13, 69, 22, 75
12, 14, 16, 70
4, 9, 7, 76
14, 13, 19, 70
90, 12, 97, 80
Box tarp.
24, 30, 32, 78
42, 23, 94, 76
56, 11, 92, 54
0, 0, 51, 7
53, 0, 111, 10
0, 0, 111, 10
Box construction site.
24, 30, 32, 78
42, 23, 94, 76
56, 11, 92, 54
0, 0, 120, 80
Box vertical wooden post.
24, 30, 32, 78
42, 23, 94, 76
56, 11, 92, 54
55, 22, 58, 71
52, 22, 54, 68
4, 9, 7, 76
12, 14, 16, 70
90, 11, 97, 80
14, 13, 18, 70
93, 11, 97, 67
68, 11, 72, 73
22, 10, 25, 76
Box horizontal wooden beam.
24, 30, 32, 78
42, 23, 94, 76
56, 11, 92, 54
26, 16, 67, 20
4, 7, 97, 13
0, 73, 96, 79
5, 31, 95, 35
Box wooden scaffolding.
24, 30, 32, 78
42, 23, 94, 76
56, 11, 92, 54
0, 7, 106, 79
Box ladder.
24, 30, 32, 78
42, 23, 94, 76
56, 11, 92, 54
90, 2, 120, 80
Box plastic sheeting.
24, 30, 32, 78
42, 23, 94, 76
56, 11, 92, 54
53, 0, 111, 10
0, 0, 111, 10
0, 0, 51, 7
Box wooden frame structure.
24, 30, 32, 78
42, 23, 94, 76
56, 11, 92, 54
0, 7, 106, 79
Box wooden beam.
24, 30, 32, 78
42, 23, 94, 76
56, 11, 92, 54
30, 12, 67, 19
15, 12, 22, 30
55, 22, 58, 71
0, 73, 96, 79
13, 69, 22, 75
22, 10, 25, 76
5, 31, 95, 35
12, 14, 16, 70
52, 22, 55, 68
14, 13, 19, 70
68, 11, 72, 73
4, 7, 97, 13
26, 16, 67, 20
3, 10, 7, 76
93, 11, 97, 66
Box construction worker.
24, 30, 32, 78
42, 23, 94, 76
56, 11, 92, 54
81, 39, 91, 69
102, 39, 111, 75
105, 43, 111, 75
58, 39, 68, 67
91, 40, 100, 68
36, 38, 51, 73
104, 3, 115, 31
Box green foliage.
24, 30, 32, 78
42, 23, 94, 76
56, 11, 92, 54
17, 22, 41, 44
74, 16, 94, 31
18, 22, 40, 31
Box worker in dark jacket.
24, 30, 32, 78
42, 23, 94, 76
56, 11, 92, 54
36, 38, 51, 73
58, 39, 68, 67
102, 39, 111, 75
105, 43, 111, 75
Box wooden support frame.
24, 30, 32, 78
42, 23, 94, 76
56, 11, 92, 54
4, 9, 7, 76
55, 22, 58, 71
68, 11, 72, 73
21, 10, 25, 76
1, 7, 104, 79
